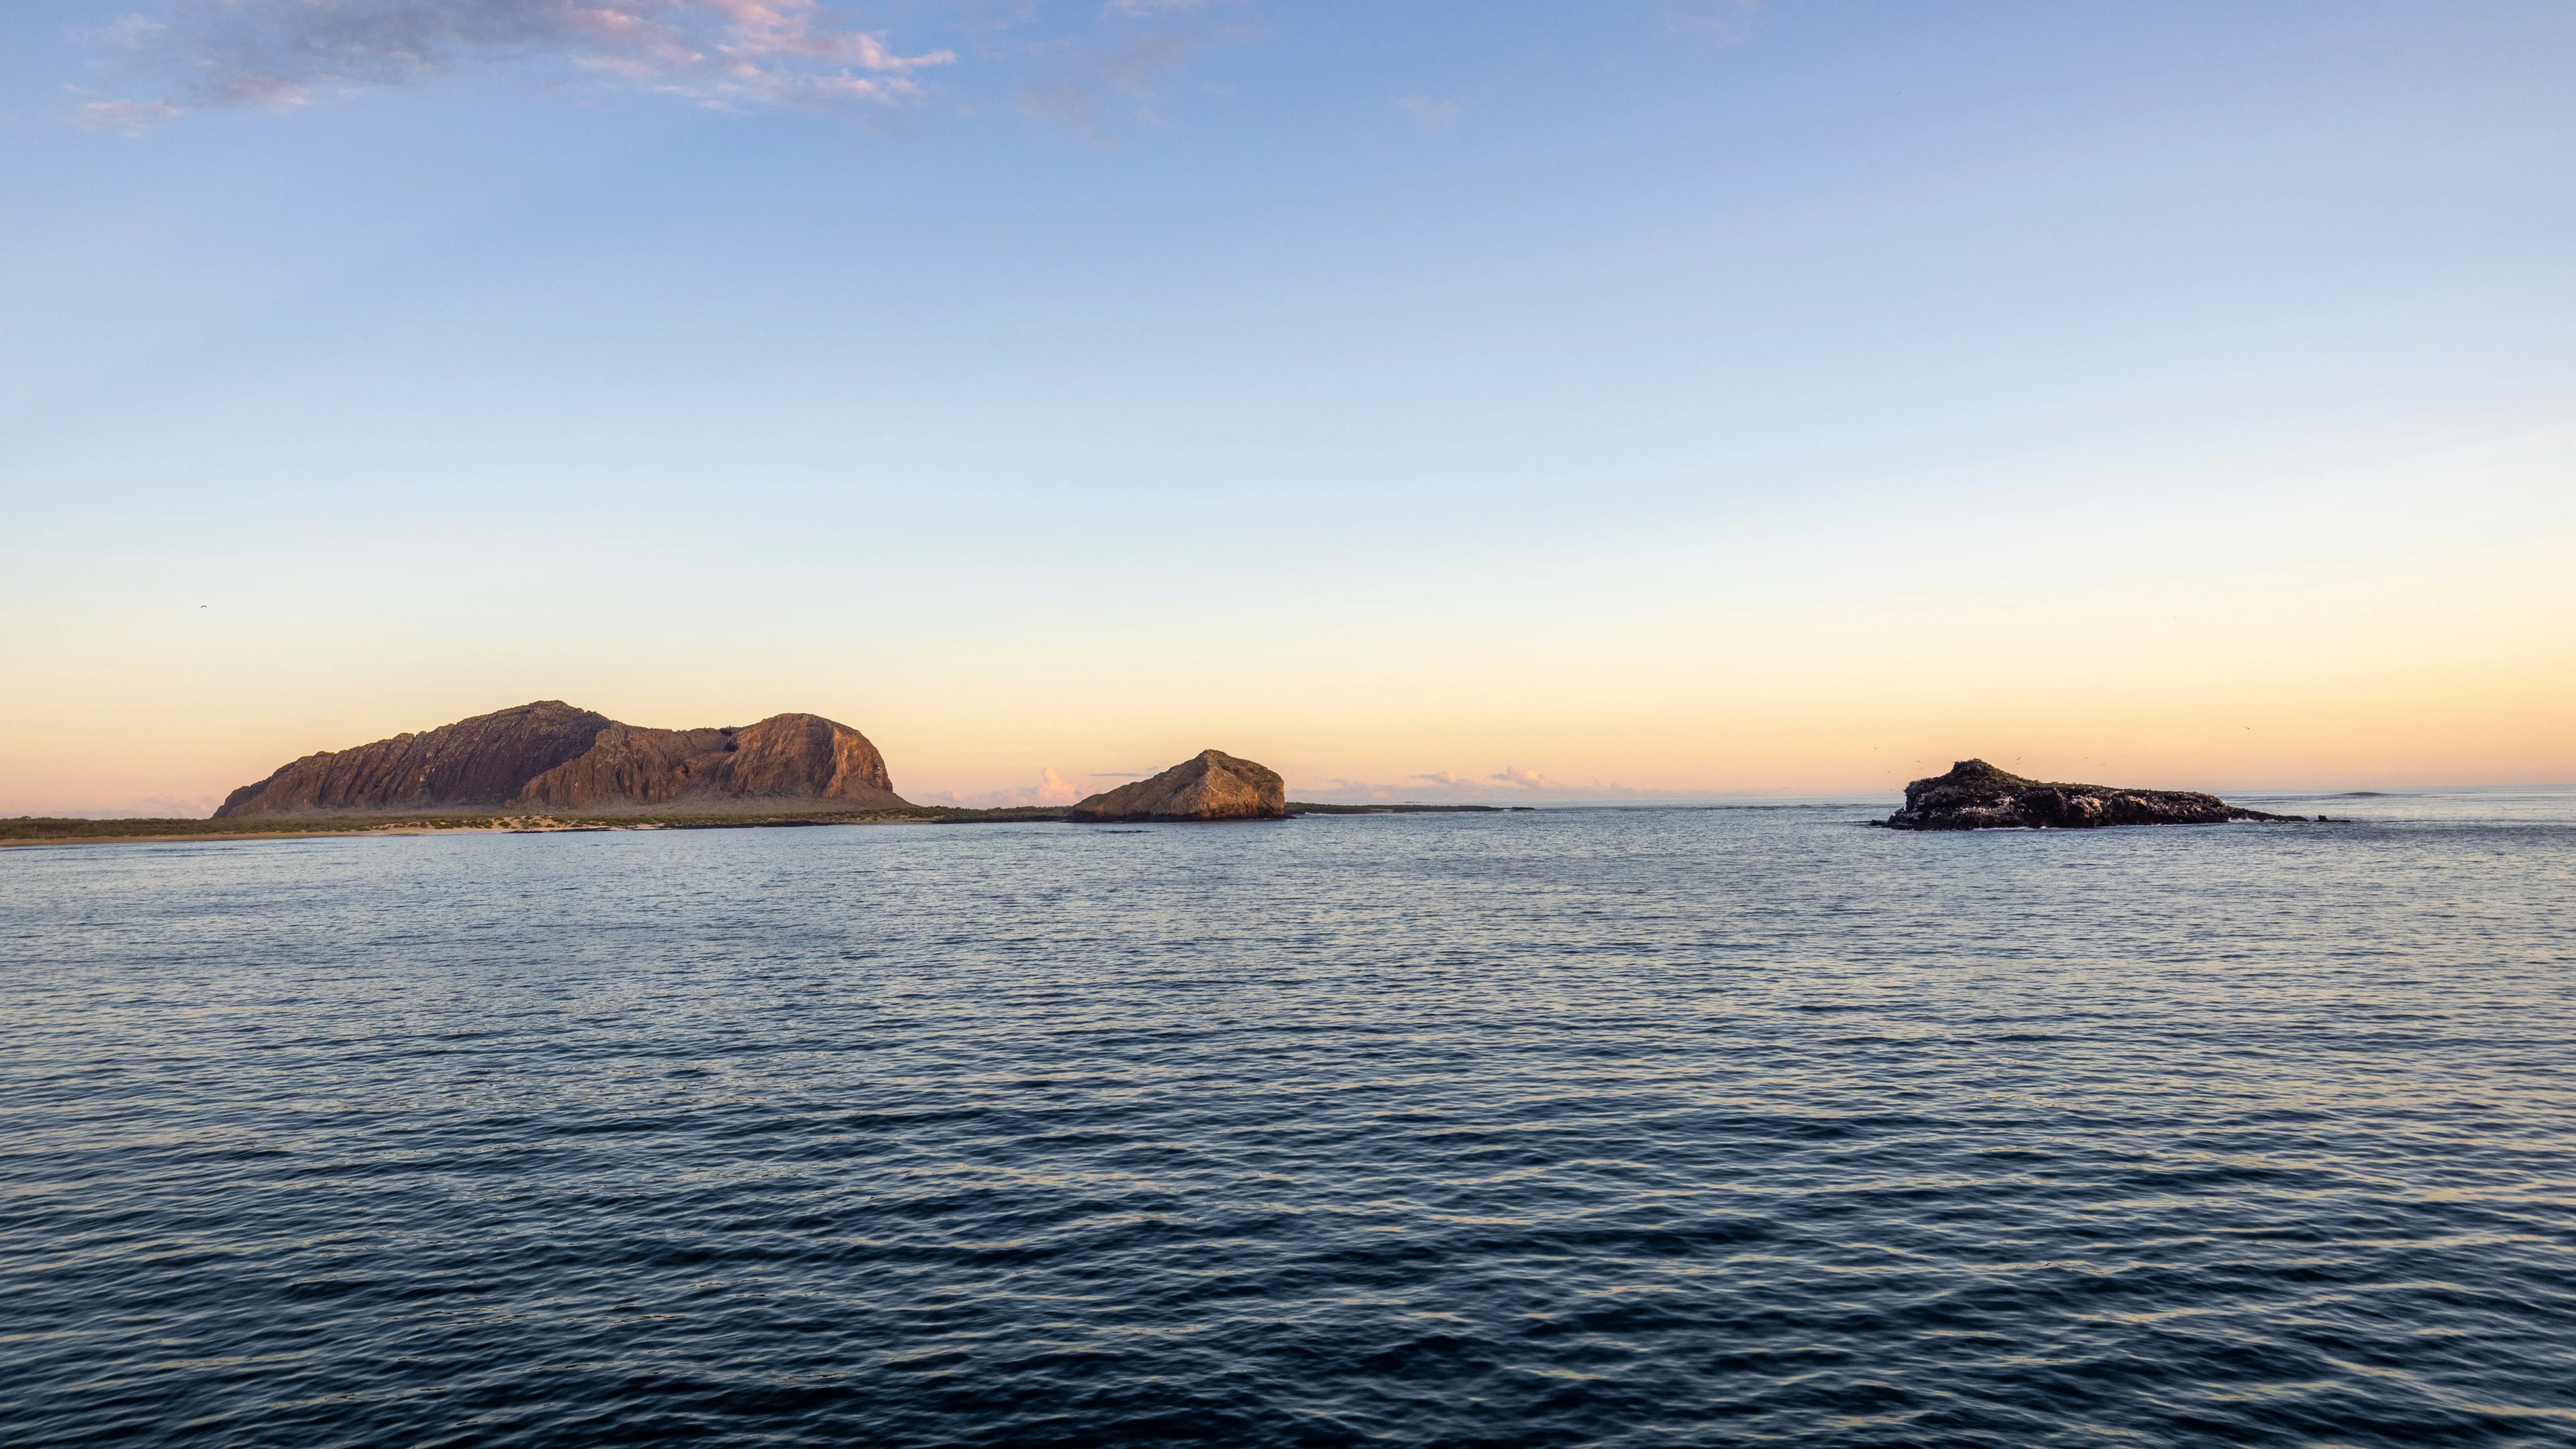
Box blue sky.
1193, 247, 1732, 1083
3, 2, 2571, 812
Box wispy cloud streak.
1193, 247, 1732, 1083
1012, 20, 1222, 138
1393, 95, 1457, 131
1662, 0, 1761, 44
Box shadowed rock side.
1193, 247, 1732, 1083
1880, 759, 2294, 830
1068, 750, 1287, 822
513, 714, 900, 812
217, 702, 906, 817
214, 702, 612, 817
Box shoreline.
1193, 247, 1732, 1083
0, 810, 1032, 849
0, 823, 608, 849
1, 802, 1524, 849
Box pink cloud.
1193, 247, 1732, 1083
76, 0, 1259, 136
79, 0, 956, 126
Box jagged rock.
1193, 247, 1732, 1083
1067, 749, 1287, 822
217, 702, 906, 816
1879, 759, 2294, 830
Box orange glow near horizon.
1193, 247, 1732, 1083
5, 561, 2568, 814
6, 408, 2568, 816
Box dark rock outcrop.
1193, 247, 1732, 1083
217, 702, 906, 816
1068, 750, 1287, 822
1880, 759, 2294, 830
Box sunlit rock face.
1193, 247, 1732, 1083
215, 702, 906, 816
1067, 750, 1287, 822
1880, 759, 2292, 831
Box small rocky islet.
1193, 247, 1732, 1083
1879, 759, 2304, 830
1067, 749, 1287, 823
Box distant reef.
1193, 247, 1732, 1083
1069, 750, 1287, 822
1880, 759, 2297, 831
215, 701, 908, 818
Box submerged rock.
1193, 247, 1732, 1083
1880, 759, 2295, 831
1068, 749, 1287, 822
217, 701, 907, 816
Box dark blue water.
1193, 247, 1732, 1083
5, 796, 2573, 1447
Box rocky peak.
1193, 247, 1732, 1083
1067, 749, 1287, 822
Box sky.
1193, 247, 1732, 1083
2, 1, 2571, 814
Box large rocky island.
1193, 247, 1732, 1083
216, 700, 908, 817
1880, 759, 2297, 830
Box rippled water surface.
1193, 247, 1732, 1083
5, 794, 2574, 1447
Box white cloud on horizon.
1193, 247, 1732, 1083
38, 794, 229, 820
916, 767, 1086, 809
1291, 767, 1665, 804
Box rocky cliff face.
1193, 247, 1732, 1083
1067, 749, 1286, 822
1880, 759, 2292, 830
217, 702, 906, 816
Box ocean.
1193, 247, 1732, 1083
5, 793, 2572, 1446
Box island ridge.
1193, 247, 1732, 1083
216, 701, 906, 816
